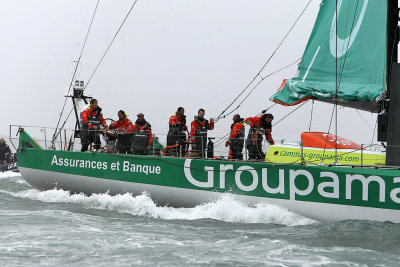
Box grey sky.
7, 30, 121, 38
0, 0, 381, 148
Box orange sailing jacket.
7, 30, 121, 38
245, 114, 274, 145
169, 113, 187, 132
110, 117, 134, 133
81, 107, 107, 129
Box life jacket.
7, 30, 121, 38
245, 115, 264, 146
110, 117, 134, 134
229, 119, 245, 150
168, 113, 187, 133
245, 115, 273, 146
80, 106, 106, 130
192, 116, 210, 149
133, 121, 151, 151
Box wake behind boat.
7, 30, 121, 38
15, 0, 400, 223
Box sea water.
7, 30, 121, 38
1, 172, 400, 266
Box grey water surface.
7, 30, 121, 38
1, 172, 400, 266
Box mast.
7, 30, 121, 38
66, 80, 92, 151
385, 0, 399, 165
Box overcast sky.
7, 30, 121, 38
0, 0, 384, 150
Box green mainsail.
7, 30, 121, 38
271, 0, 387, 106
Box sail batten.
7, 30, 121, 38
271, 0, 387, 111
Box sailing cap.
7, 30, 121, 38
137, 113, 144, 117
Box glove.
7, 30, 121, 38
225, 141, 230, 147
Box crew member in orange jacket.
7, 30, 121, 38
190, 108, 214, 157
166, 107, 187, 156
109, 110, 134, 154
225, 114, 245, 160
132, 113, 152, 155
245, 111, 274, 160
80, 99, 108, 152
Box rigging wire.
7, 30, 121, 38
308, 98, 314, 131
215, 0, 313, 122
219, 57, 301, 119
51, 0, 101, 147
333, 0, 360, 163
318, 105, 336, 164
52, 0, 140, 142
272, 100, 309, 127
337, 0, 360, 89
355, 109, 374, 132
215, 100, 308, 156
85, 0, 139, 89
370, 116, 378, 148
334, 0, 338, 163
213, 103, 277, 149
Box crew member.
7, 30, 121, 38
109, 110, 134, 154
132, 113, 152, 155
190, 108, 214, 157
245, 111, 274, 160
80, 99, 108, 152
166, 107, 187, 156
225, 114, 245, 160
0, 138, 11, 164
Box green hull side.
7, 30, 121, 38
18, 147, 400, 211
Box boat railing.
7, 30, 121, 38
8, 125, 264, 161
9, 125, 78, 151
8, 125, 388, 166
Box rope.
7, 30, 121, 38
215, 0, 312, 121
370, 116, 378, 147
51, 0, 101, 147
52, 0, 140, 142
355, 109, 374, 132
308, 98, 314, 131
85, 0, 139, 89
334, 0, 338, 162
318, 105, 336, 164
337, 0, 360, 90
272, 100, 309, 127
219, 58, 301, 120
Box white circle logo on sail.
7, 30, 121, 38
330, 0, 369, 58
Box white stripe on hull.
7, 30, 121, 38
19, 167, 400, 223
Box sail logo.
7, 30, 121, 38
183, 159, 400, 207
330, 0, 369, 58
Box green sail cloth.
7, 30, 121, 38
148, 136, 165, 155
19, 129, 43, 149
271, 0, 387, 106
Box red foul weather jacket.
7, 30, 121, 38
245, 115, 274, 145
109, 117, 134, 133
190, 117, 214, 140
226, 120, 245, 146
169, 113, 187, 131
81, 107, 107, 129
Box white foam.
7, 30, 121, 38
6, 189, 316, 226
0, 171, 21, 179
